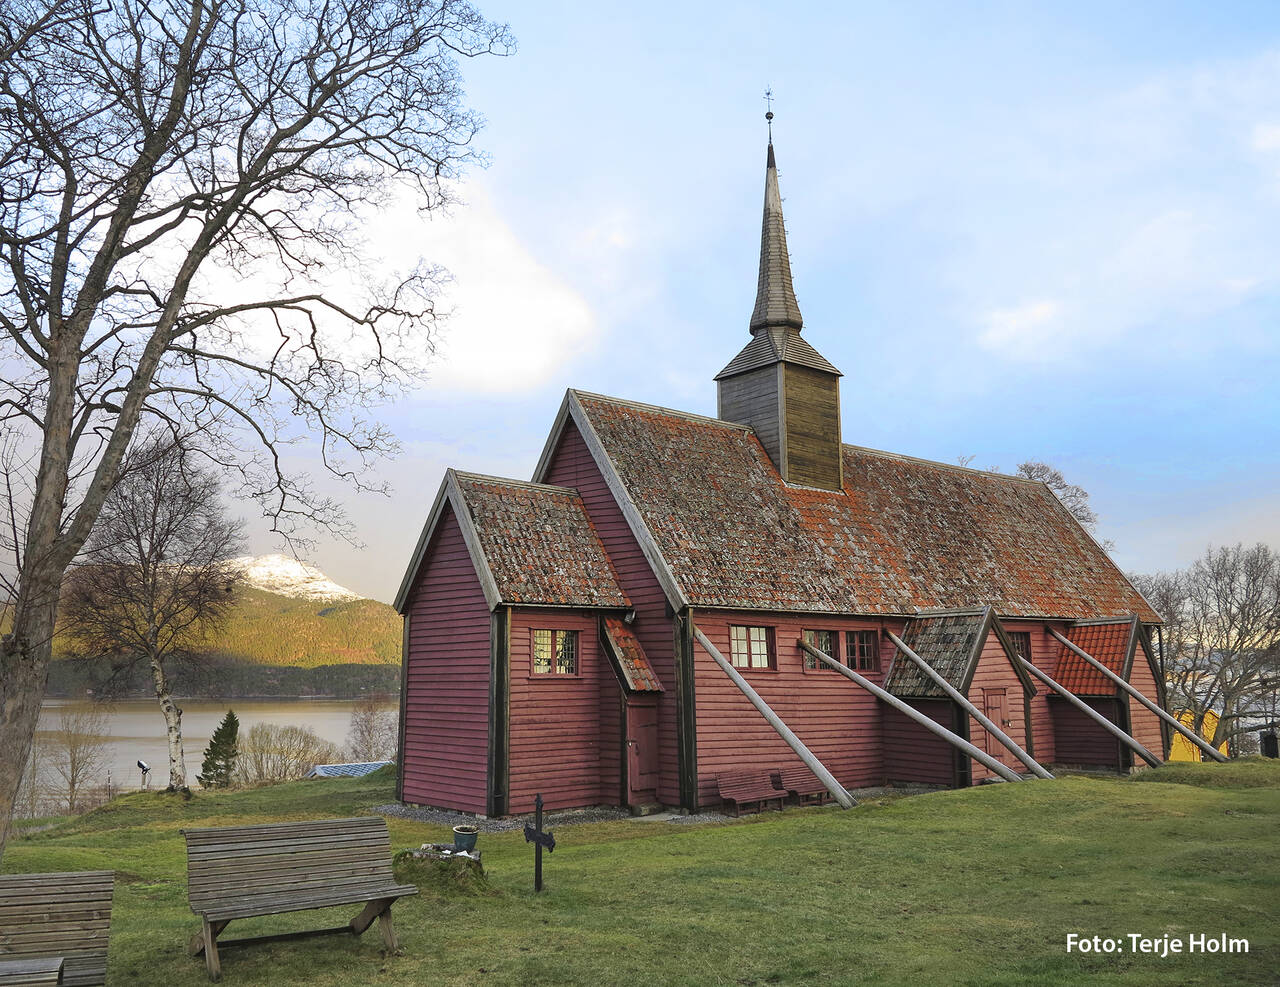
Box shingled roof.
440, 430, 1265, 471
716, 327, 841, 379
883, 611, 987, 698
535, 391, 1159, 622
394, 470, 629, 612
602, 617, 664, 692
749, 142, 804, 333
1053, 616, 1139, 696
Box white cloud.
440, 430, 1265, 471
364, 186, 598, 395
1251, 122, 1280, 151
173, 181, 599, 398
965, 50, 1280, 365
978, 299, 1063, 353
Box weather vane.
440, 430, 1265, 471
764, 88, 774, 140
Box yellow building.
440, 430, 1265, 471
1169, 710, 1229, 761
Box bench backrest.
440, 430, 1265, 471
778, 765, 823, 792
0, 871, 113, 987
183, 816, 396, 914
716, 770, 781, 798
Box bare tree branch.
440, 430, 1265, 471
0, 0, 513, 857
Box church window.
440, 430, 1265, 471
729, 625, 774, 669
533, 629, 578, 675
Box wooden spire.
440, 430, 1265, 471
749, 140, 804, 334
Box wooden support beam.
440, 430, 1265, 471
1047, 625, 1226, 764
798, 640, 1025, 785
886, 629, 1054, 780
693, 627, 856, 808
1015, 654, 1161, 767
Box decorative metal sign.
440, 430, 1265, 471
523, 792, 555, 891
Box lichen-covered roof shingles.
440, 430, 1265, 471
575, 393, 1158, 621
454, 473, 629, 608
883, 612, 985, 698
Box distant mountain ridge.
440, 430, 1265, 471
219, 555, 398, 667
44, 554, 399, 671
227, 553, 361, 602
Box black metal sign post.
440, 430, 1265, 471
523, 792, 555, 891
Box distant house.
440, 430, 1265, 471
1168, 711, 1228, 762
394, 138, 1169, 816
306, 761, 392, 779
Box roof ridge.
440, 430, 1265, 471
1070, 615, 1137, 627
570, 389, 755, 432
842, 444, 1045, 485
452, 470, 581, 496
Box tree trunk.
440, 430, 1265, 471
0, 593, 59, 861
150, 656, 187, 791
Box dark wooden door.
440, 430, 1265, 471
626, 700, 659, 805
983, 689, 1010, 765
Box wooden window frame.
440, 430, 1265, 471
802, 628, 839, 671
1006, 630, 1032, 662
846, 629, 880, 672
729, 624, 775, 670
531, 628, 580, 677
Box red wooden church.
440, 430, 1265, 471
393, 138, 1170, 816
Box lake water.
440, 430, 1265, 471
35, 697, 395, 793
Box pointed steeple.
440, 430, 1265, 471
749, 140, 804, 334
717, 120, 844, 492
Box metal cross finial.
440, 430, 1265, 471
764, 88, 774, 141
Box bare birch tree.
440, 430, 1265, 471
0, 0, 513, 857
235, 722, 342, 784
1133, 543, 1280, 753
346, 691, 396, 762
47, 703, 113, 813
60, 438, 242, 791
1014, 461, 1099, 532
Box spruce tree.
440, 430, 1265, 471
198, 711, 239, 788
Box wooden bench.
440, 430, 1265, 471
182, 816, 418, 981
0, 957, 64, 986
716, 769, 785, 816
0, 871, 113, 987
777, 765, 833, 806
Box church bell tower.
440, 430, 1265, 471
716, 130, 844, 492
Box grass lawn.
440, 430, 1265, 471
5, 761, 1279, 985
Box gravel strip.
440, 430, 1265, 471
371, 803, 630, 832
372, 783, 938, 832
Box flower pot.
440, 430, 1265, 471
452, 825, 479, 851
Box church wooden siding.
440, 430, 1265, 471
1051, 697, 1123, 768
691, 612, 894, 806
1012, 619, 1062, 765
1127, 638, 1167, 760
541, 421, 681, 805
781, 363, 842, 490
718, 365, 781, 468
966, 631, 1031, 782
507, 608, 616, 813
883, 699, 958, 787
400, 503, 491, 813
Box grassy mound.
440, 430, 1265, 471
393, 850, 495, 897
1128, 756, 1280, 788
5, 770, 1277, 985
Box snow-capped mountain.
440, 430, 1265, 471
227, 553, 360, 602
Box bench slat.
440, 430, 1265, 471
0, 872, 112, 987
183, 818, 416, 921
202, 885, 419, 922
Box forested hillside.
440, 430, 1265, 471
214, 586, 400, 667
42, 584, 402, 698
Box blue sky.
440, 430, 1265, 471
251, 2, 1280, 602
